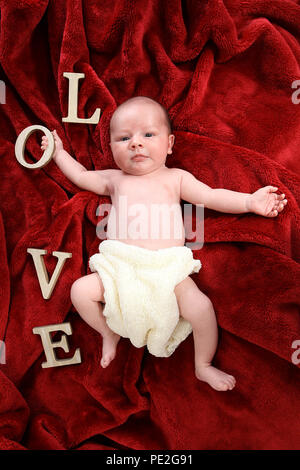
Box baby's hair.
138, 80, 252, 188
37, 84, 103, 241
111, 96, 172, 134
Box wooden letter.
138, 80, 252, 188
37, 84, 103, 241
62, 72, 100, 124
32, 323, 81, 368
15, 125, 54, 169
27, 248, 72, 299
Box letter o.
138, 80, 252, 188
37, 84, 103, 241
15, 125, 54, 169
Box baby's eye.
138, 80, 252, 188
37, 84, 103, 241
120, 136, 129, 141
145, 132, 153, 137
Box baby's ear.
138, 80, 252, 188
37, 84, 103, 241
167, 134, 175, 154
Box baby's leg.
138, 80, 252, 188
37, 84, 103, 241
70, 273, 120, 368
174, 277, 236, 391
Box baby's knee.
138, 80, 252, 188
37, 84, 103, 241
70, 278, 85, 304
185, 293, 214, 320
70, 273, 104, 304
197, 294, 214, 313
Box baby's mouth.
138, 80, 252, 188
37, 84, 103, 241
131, 154, 149, 162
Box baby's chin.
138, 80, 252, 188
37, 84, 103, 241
119, 161, 166, 176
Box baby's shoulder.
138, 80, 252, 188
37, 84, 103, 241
95, 168, 122, 177
168, 167, 192, 181
95, 168, 123, 183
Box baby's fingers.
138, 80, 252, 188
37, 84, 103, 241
280, 195, 288, 206
268, 209, 278, 217
265, 185, 278, 193
275, 193, 286, 202
277, 199, 288, 212
274, 193, 287, 207
267, 199, 288, 217
265, 195, 277, 215
51, 129, 62, 144
41, 136, 48, 150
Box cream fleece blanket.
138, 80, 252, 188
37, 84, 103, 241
89, 240, 201, 357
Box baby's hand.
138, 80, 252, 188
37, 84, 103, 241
41, 129, 63, 161
247, 186, 287, 217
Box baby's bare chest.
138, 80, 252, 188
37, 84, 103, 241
106, 171, 185, 246
111, 174, 180, 207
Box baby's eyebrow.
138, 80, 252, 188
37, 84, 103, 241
113, 127, 158, 135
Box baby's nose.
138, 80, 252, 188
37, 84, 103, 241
130, 137, 143, 148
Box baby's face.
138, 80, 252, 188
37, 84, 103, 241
109, 101, 175, 176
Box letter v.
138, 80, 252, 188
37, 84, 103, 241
27, 248, 72, 299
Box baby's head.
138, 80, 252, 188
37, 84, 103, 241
109, 96, 175, 176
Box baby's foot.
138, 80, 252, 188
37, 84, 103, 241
195, 364, 236, 391
100, 332, 120, 368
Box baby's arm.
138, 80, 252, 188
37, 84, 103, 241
41, 130, 112, 195
178, 169, 287, 217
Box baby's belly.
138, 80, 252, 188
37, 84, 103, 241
106, 202, 186, 250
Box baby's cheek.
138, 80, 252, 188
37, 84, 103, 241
112, 152, 123, 165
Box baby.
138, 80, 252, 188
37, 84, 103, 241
41, 96, 287, 391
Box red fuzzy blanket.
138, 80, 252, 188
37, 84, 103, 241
0, 0, 299, 450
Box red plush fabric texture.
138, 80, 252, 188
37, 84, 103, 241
0, 0, 300, 450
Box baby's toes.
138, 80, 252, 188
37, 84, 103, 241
224, 376, 235, 388
221, 380, 234, 391
219, 382, 230, 391
228, 377, 236, 389
101, 355, 110, 368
